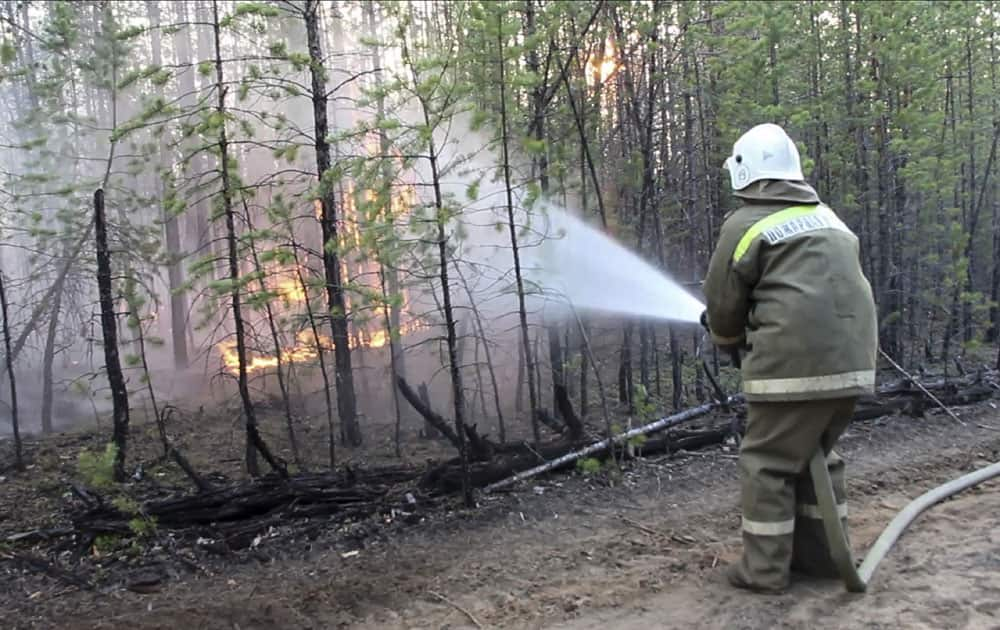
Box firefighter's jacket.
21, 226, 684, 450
704, 179, 878, 402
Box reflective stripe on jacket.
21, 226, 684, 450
704, 180, 878, 402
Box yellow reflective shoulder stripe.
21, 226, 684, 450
731, 204, 855, 263
732, 205, 817, 262
743, 370, 875, 396
741, 516, 796, 536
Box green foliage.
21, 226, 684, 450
0, 40, 15, 66
632, 384, 656, 424
576, 457, 602, 475
128, 516, 158, 539
77, 444, 117, 489
94, 534, 121, 554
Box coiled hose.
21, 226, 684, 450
811, 450, 1000, 592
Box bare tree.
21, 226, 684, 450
0, 271, 23, 471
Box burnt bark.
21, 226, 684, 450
94, 189, 129, 482
304, 0, 360, 447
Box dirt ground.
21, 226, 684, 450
4, 405, 1000, 630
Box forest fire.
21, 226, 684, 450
217, 319, 427, 375
585, 39, 619, 84
274, 274, 307, 303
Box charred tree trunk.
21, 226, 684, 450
304, 0, 360, 447
211, 0, 284, 478
619, 325, 634, 410
427, 140, 471, 506
0, 271, 23, 470
94, 189, 129, 483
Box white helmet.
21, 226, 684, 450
723, 123, 804, 190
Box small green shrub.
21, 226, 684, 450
128, 516, 157, 539
77, 443, 117, 489
576, 457, 602, 475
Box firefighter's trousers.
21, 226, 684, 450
734, 397, 858, 591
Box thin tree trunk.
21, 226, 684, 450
377, 265, 404, 458
0, 228, 90, 369
498, 11, 540, 442
963, 36, 977, 344
291, 251, 336, 467
148, 0, 189, 369
39, 275, 61, 434
989, 23, 1000, 345
173, 0, 211, 267
428, 136, 471, 507
400, 27, 472, 506
304, 0, 360, 446
456, 266, 506, 443
619, 325, 633, 409
211, 0, 284, 478
578, 317, 589, 418
94, 189, 129, 483
243, 201, 302, 470
0, 271, 23, 470
364, 0, 411, 439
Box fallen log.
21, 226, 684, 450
58, 465, 425, 550
484, 402, 721, 493
29, 370, 997, 554
879, 349, 964, 425
480, 375, 1000, 493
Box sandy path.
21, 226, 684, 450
553, 478, 1000, 630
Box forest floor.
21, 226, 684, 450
2, 402, 1000, 629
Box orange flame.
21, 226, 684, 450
585, 38, 618, 85
221, 175, 424, 376
218, 319, 427, 374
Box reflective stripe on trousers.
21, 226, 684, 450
742, 516, 796, 536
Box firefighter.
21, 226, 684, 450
702, 123, 878, 593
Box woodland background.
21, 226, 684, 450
1, 0, 999, 480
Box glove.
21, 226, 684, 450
700, 310, 741, 369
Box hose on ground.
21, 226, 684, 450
812, 450, 1000, 592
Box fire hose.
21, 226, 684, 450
697, 313, 1000, 592
812, 450, 1000, 592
